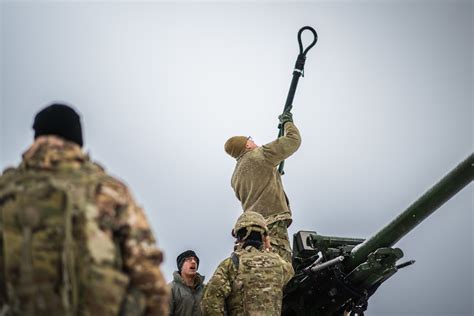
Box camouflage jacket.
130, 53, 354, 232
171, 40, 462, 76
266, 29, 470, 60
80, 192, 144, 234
231, 122, 301, 225
169, 271, 205, 316
201, 245, 293, 316
0, 136, 169, 315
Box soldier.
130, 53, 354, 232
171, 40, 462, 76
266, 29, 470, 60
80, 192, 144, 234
0, 103, 169, 316
169, 250, 205, 316
224, 112, 300, 263
201, 211, 293, 315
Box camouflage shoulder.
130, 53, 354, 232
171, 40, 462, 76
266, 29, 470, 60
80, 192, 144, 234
1, 166, 17, 177
218, 256, 236, 272
207, 256, 237, 284
88, 161, 127, 189
85, 160, 131, 197
268, 249, 294, 276
264, 248, 289, 262
220, 255, 234, 266
86, 160, 106, 173
98, 173, 132, 198
233, 247, 248, 258
0, 166, 19, 188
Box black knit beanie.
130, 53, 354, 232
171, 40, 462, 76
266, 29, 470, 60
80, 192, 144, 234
33, 103, 83, 147
177, 250, 200, 272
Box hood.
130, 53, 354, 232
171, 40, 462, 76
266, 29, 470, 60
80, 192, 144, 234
172, 271, 205, 288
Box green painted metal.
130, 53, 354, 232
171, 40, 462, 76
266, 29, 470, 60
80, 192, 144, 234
346, 247, 403, 288
309, 234, 365, 249
283, 154, 473, 315
345, 153, 473, 271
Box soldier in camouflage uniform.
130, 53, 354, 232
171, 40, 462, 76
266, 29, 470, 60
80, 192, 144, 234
224, 112, 300, 263
0, 103, 169, 316
201, 211, 294, 316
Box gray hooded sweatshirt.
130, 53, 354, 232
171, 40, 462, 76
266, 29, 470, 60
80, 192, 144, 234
169, 271, 205, 316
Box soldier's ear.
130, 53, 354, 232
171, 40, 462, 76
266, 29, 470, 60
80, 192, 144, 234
264, 235, 271, 250
231, 229, 236, 237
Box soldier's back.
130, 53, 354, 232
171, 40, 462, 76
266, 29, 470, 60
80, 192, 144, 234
0, 137, 156, 316
229, 246, 292, 316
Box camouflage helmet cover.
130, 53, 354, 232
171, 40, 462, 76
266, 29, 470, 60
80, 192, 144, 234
232, 211, 269, 237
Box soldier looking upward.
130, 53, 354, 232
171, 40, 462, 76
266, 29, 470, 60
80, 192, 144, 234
169, 250, 205, 316
224, 112, 301, 263
201, 211, 293, 315
0, 103, 169, 316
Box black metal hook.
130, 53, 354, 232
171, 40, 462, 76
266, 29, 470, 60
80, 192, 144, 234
298, 26, 318, 56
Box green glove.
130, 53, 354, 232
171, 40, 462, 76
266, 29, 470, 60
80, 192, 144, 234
278, 112, 293, 127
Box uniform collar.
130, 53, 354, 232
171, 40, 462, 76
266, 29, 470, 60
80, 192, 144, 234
21, 135, 88, 170
173, 271, 205, 288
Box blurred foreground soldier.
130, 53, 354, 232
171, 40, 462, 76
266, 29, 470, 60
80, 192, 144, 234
224, 113, 301, 263
169, 250, 205, 316
201, 211, 293, 315
0, 103, 169, 316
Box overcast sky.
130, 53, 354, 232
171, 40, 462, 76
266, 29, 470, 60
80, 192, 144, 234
1, 1, 472, 315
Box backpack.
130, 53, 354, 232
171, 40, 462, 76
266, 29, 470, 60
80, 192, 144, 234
0, 165, 134, 316
232, 247, 286, 315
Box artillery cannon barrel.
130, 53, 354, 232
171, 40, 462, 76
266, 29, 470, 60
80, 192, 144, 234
345, 154, 473, 271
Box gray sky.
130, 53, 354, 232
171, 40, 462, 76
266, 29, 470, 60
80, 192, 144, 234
1, 1, 472, 315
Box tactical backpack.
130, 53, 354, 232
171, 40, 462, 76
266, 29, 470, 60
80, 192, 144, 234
0, 165, 138, 316
231, 247, 287, 315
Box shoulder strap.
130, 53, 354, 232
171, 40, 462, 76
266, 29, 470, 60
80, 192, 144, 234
231, 252, 239, 270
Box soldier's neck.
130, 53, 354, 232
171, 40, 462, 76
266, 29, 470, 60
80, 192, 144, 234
243, 240, 263, 250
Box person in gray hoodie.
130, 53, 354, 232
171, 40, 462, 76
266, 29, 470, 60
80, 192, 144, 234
169, 250, 205, 316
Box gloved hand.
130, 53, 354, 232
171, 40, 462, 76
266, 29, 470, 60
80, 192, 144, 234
278, 112, 293, 127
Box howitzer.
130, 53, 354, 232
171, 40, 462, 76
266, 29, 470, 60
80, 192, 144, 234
283, 153, 473, 316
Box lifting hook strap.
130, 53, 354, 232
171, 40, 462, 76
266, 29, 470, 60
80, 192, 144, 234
278, 26, 318, 175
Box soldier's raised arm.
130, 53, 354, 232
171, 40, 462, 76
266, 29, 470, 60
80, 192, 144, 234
201, 258, 233, 315
262, 119, 301, 167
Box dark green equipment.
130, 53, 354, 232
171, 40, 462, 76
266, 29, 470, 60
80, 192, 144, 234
283, 153, 473, 316
278, 26, 317, 175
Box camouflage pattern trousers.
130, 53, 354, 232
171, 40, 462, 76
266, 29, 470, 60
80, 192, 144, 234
267, 220, 292, 264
